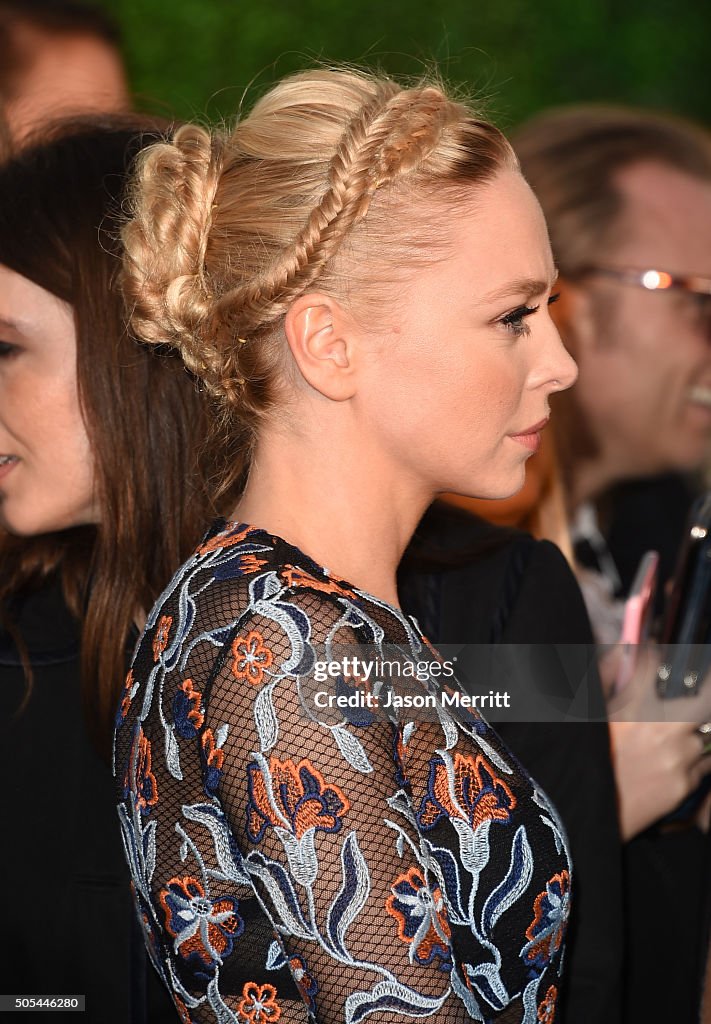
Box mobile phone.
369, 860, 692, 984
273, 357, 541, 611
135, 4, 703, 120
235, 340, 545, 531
615, 550, 659, 691
657, 491, 711, 698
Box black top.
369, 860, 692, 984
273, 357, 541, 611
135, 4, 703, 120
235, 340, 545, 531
114, 519, 572, 1023
0, 577, 176, 1024
399, 502, 624, 1024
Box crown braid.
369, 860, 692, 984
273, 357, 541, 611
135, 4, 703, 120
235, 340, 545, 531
122, 69, 514, 413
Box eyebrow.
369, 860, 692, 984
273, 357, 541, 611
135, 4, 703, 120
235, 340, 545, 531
0, 316, 22, 332
481, 271, 559, 304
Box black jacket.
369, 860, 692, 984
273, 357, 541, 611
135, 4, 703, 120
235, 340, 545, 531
399, 502, 624, 1024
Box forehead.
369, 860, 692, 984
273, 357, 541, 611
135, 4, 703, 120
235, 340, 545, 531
0, 264, 74, 334
450, 169, 555, 285
611, 161, 711, 272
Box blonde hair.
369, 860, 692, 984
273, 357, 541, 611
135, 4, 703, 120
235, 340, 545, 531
122, 68, 515, 466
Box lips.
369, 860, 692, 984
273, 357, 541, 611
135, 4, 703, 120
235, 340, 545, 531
508, 417, 549, 454
514, 417, 550, 436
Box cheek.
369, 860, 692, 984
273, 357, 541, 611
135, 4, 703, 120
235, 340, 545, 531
7, 380, 96, 532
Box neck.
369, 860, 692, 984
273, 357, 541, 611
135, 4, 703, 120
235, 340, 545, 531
231, 416, 433, 607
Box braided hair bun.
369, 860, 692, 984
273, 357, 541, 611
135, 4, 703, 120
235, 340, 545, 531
122, 68, 514, 416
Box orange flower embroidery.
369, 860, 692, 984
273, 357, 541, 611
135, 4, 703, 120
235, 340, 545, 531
231, 630, 274, 686
201, 727, 226, 794
132, 728, 158, 813
117, 669, 134, 723
246, 757, 350, 842
237, 982, 282, 1023
386, 866, 451, 967
281, 564, 353, 598
537, 985, 558, 1023
237, 554, 268, 575
418, 752, 516, 830
202, 728, 225, 771
197, 524, 252, 556
525, 871, 571, 968
152, 614, 173, 662
174, 678, 204, 738
159, 876, 243, 967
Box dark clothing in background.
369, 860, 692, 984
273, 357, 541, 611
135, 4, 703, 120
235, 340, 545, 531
0, 578, 176, 1024
606, 472, 696, 616
399, 502, 624, 1024
582, 473, 710, 1024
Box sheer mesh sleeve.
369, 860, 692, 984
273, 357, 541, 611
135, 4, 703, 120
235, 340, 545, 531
114, 525, 571, 1024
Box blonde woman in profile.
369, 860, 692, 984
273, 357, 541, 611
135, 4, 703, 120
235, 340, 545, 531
115, 68, 578, 1022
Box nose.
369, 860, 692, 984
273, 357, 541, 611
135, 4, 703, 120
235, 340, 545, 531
531, 319, 578, 394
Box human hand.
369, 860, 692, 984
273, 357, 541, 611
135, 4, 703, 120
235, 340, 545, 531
605, 645, 711, 840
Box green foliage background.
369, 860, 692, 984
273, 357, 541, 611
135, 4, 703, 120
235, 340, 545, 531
104, 0, 709, 130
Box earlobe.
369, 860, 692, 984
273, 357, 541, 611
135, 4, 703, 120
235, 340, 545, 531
284, 293, 357, 400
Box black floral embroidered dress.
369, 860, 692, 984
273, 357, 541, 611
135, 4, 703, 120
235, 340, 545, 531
114, 522, 571, 1024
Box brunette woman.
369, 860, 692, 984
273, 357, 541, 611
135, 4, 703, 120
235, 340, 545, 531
114, 68, 579, 1022
0, 121, 237, 1022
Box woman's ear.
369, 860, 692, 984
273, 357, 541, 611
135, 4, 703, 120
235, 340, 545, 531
284, 292, 358, 401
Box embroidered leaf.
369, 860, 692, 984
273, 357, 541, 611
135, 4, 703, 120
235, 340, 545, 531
435, 705, 459, 750
385, 790, 417, 827
326, 831, 371, 959
245, 851, 313, 939
331, 725, 373, 773
143, 819, 157, 885
254, 682, 279, 752
214, 723, 229, 748
249, 570, 283, 604
428, 843, 466, 923
522, 974, 544, 1022
464, 958, 509, 1012
475, 733, 514, 775
165, 726, 183, 781
207, 976, 239, 1024
482, 825, 533, 933
266, 940, 287, 971
345, 981, 449, 1024
182, 803, 250, 885
450, 961, 484, 1019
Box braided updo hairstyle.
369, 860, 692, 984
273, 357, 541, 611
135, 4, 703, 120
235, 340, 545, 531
122, 68, 516, 473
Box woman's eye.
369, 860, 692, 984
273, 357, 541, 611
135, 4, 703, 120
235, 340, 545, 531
548, 292, 561, 306
500, 304, 539, 337
0, 341, 18, 358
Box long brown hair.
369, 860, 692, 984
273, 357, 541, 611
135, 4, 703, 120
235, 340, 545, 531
0, 119, 239, 754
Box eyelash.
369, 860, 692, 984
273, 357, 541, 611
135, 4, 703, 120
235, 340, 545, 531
499, 293, 560, 337
0, 341, 17, 358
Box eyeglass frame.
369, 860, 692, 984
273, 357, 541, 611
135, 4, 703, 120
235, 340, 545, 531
563, 265, 711, 298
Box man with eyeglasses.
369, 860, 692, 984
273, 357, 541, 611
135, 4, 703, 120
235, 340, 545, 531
514, 106, 711, 1024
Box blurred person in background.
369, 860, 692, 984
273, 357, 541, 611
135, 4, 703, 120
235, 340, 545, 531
514, 105, 711, 1024
0, 122, 241, 1023
0, 0, 128, 143
514, 106, 711, 638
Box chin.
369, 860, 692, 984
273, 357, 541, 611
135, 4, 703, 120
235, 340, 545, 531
452, 470, 527, 503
